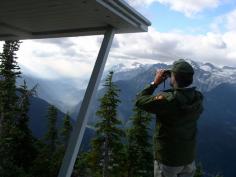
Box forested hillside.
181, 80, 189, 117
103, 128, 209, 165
0, 41, 228, 177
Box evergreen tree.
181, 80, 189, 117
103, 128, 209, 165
30, 105, 60, 177
14, 80, 38, 173
127, 106, 153, 177
0, 40, 25, 176
88, 71, 126, 177
29, 140, 53, 177
45, 105, 58, 153
194, 163, 203, 177
73, 152, 91, 177
193, 163, 224, 177
61, 112, 72, 147
215, 175, 223, 177
0, 40, 21, 131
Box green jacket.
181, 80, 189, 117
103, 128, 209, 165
136, 84, 203, 166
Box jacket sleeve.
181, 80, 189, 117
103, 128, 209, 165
135, 84, 169, 114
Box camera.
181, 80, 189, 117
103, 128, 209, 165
163, 70, 171, 78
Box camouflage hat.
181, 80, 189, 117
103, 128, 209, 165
170, 59, 194, 74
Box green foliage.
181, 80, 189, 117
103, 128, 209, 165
194, 163, 203, 177
32, 105, 64, 177
30, 104, 69, 177
73, 152, 92, 177
193, 163, 224, 177
13, 80, 38, 173
45, 105, 58, 152
87, 71, 126, 177
0, 40, 70, 176
61, 112, 72, 147
0, 40, 26, 177
0, 40, 21, 131
0, 41, 226, 177
215, 175, 223, 177
0, 125, 27, 177
127, 107, 153, 177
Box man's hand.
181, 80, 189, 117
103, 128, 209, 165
153, 69, 167, 86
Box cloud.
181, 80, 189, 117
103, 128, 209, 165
226, 9, 236, 31
1, 19, 236, 82
113, 27, 236, 66
16, 36, 102, 80
211, 9, 236, 33
127, 0, 221, 17
35, 38, 75, 48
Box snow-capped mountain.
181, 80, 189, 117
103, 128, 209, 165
19, 60, 236, 112
187, 60, 236, 92
109, 59, 236, 93
109, 62, 152, 82
22, 59, 236, 176
74, 60, 236, 177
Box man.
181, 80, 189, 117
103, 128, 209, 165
136, 59, 203, 177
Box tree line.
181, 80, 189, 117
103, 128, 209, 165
0, 41, 72, 177
0, 41, 222, 177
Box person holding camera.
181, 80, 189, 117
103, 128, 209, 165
136, 59, 203, 177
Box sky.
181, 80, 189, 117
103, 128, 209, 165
1, 0, 236, 81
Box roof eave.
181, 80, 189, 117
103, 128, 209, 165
96, 0, 151, 32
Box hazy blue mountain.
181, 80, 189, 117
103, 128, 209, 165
21, 60, 236, 115
18, 62, 152, 114
24, 60, 236, 176
17, 75, 86, 113
28, 95, 93, 155
71, 61, 236, 177
28, 96, 67, 138
197, 83, 236, 177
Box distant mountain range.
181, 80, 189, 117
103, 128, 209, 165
20, 60, 236, 114
27, 96, 66, 138
27, 94, 93, 152
23, 60, 236, 177
76, 60, 236, 177
17, 76, 87, 113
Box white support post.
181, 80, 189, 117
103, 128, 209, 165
58, 27, 115, 177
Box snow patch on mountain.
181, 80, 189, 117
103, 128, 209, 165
191, 61, 236, 92
109, 61, 149, 73
109, 62, 152, 82
20, 59, 236, 111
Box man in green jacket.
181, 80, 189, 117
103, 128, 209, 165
136, 59, 203, 177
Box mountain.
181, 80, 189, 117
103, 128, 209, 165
189, 60, 236, 92
110, 62, 152, 82
71, 61, 236, 177
28, 96, 67, 138
18, 62, 152, 114
197, 83, 236, 177
17, 76, 86, 113
74, 60, 236, 122
21, 60, 236, 116
23, 60, 236, 176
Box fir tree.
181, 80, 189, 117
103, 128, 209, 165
31, 105, 60, 177
0, 40, 21, 132
194, 163, 203, 177
44, 105, 66, 177
88, 71, 126, 177
73, 152, 91, 177
61, 112, 72, 147
0, 40, 25, 176
127, 106, 153, 177
14, 80, 38, 173
45, 105, 58, 153
215, 175, 223, 177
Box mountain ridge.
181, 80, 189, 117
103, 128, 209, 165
23, 59, 236, 177
19, 60, 236, 113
